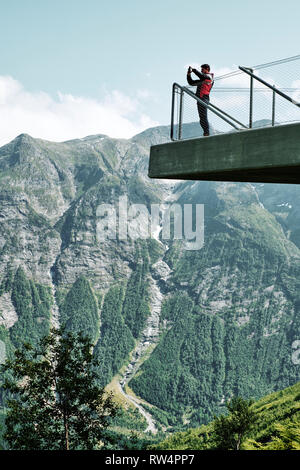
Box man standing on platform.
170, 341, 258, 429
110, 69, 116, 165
187, 64, 214, 136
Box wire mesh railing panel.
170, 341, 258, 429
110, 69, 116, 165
249, 57, 300, 126
252, 55, 300, 95
209, 87, 250, 129
211, 71, 251, 129
250, 87, 300, 127
172, 85, 240, 141
220, 56, 300, 128
171, 86, 204, 140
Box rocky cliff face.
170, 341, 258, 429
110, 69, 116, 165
0, 126, 299, 429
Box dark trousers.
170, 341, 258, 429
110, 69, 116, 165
197, 95, 210, 135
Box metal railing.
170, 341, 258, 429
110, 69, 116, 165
239, 66, 300, 128
170, 83, 248, 141
171, 62, 300, 141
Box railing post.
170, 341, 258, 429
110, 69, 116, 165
178, 88, 184, 140
248, 68, 254, 129
170, 84, 176, 141
272, 86, 276, 126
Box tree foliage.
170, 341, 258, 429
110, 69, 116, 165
1, 329, 118, 450
248, 421, 300, 450
60, 276, 99, 342
9, 267, 52, 349
93, 285, 134, 387
213, 396, 257, 450
152, 381, 300, 451
122, 243, 151, 338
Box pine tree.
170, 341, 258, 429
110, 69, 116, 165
1, 328, 118, 450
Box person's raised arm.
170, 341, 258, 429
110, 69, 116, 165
187, 66, 201, 86
192, 68, 205, 79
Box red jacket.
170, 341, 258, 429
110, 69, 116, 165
187, 69, 214, 98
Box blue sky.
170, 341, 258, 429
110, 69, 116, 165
0, 0, 299, 144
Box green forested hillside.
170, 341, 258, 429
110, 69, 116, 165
59, 275, 99, 342
151, 381, 300, 450
130, 183, 300, 427
4, 267, 52, 350
93, 284, 135, 387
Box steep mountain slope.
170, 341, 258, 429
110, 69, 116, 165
130, 181, 300, 426
0, 126, 299, 432
151, 380, 300, 450
254, 183, 300, 249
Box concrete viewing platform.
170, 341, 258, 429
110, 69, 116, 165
148, 122, 300, 184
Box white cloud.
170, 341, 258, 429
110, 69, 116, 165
213, 66, 252, 88
0, 76, 159, 147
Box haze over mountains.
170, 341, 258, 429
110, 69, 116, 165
0, 124, 299, 429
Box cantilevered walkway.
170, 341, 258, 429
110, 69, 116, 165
148, 60, 300, 184
148, 122, 300, 184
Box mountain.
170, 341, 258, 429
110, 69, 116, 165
0, 125, 299, 435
